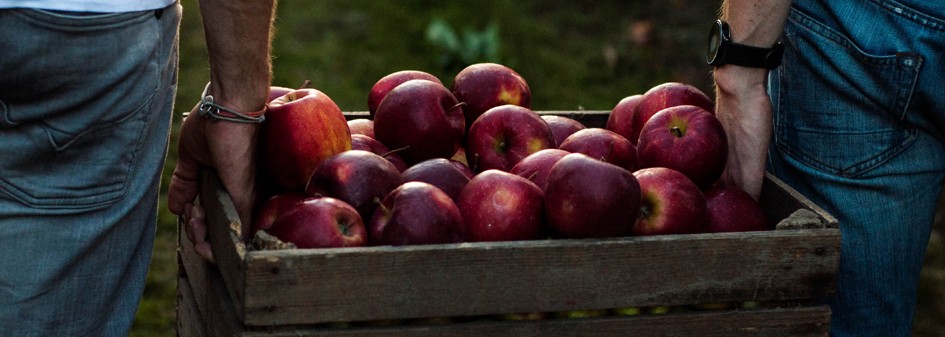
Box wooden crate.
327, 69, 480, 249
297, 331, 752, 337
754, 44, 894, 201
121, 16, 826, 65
178, 111, 840, 337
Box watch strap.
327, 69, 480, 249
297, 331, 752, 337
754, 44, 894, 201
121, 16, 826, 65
724, 41, 785, 69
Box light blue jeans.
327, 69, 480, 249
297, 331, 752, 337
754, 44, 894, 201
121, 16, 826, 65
0, 3, 180, 336
768, 1, 945, 336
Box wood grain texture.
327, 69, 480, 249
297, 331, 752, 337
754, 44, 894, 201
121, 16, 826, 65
177, 275, 209, 337
237, 229, 837, 326
237, 306, 830, 337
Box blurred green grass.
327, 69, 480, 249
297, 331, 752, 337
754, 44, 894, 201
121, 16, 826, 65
131, 1, 945, 336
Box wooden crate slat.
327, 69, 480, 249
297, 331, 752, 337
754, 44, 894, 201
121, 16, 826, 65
342, 110, 611, 129
238, 229, 837, 326
201, 169, 250, 321
760, 173, 838, 228
235, 306, 830, 337
177, 275, 209, 337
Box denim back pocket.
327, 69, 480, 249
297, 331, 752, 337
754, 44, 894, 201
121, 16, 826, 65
0, 9, 160, 210
773, 9, 921, 178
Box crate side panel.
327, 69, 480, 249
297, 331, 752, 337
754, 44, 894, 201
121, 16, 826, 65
177, 275, 209, 337
239, 306, 830, 337
239, 230, 838, 326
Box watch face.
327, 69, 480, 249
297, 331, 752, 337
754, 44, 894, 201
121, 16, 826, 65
707, 20, 724, 65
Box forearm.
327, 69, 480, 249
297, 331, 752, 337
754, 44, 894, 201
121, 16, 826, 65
713, 0, 792, 198
198, 0, 276, 112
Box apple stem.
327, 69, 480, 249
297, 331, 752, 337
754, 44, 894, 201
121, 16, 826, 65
383, 146, 410, 158
374, 197, 390, 213
299, 79, 312, 89
451, 101, 467, 111
670, 126, 684, 138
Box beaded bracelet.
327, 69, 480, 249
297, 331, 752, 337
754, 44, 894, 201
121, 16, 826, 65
194, 82, 266, 123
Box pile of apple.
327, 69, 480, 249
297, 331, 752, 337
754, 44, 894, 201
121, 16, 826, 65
251, 63, 769, 250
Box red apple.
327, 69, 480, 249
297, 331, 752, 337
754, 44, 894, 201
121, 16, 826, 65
631, 167, 706, 236
368, 70, 442, 117
305, 150, 403, 223
373, 79, 465, 165
630, 82, 714, 144
350, 134, 408, 172
509, 148, 570, 190
605, 94, 643, 143
544, 153, 641, 238
260, 88, 352, 191
457, 170, 546, 242
369, 182, 466, 246
704, 184, 769, 233
347, 118, 375, 139
451, 63, 531, 130
265, 197, 367, 249
252, 192, 314, 235
402, 158, 475, 201
465, 104, 555, 172
636, 105, 727, 190
541, 115, 586, 147
558, 128, 637, 171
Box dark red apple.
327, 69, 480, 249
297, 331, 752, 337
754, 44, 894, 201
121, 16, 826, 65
457, 170, 545, 242
369, 182, 466, 246
260, 88, 352, 191
350, 134, 408, 172
541, 115, 586, 147
544, 153, 641, 238
636, 105, 728, 190
605, 94, 643, 143
451, 63, 531, 130
631, 167, 706, 236
368, 70, 443, 117
265, 197, 367, 249
465, 104, 555, 172
252, 192, 314, 235
630, 82, 714, 144
305, 150, 403, 223
509, 148, 570, 190
402, 158, 475, 201
347, 118, 375, 139
373, 79, 465, 164
704, 184, 769, 233
558, 128, 637, 171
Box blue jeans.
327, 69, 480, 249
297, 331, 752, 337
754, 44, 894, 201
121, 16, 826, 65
0, 3, 180, 336
769, 1, 945, 336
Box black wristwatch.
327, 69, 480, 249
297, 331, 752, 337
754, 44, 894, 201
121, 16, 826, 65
707, 19, 784, 69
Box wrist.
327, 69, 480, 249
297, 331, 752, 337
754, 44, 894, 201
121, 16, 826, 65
198, 82, 267, 123
206, 81, 269, 112
713, 65, 769, 97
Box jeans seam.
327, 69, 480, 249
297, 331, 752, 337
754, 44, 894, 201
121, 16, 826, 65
866, 0, 945, 32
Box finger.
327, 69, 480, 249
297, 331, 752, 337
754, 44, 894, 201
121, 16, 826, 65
194, 242, 216, 264
180, 215, 195, 244
190, 204, 208, 243
189, 217, 207, 244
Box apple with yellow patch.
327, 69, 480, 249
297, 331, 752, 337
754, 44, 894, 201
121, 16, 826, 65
451, 63, 531, 131
464, 105, 555, 172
